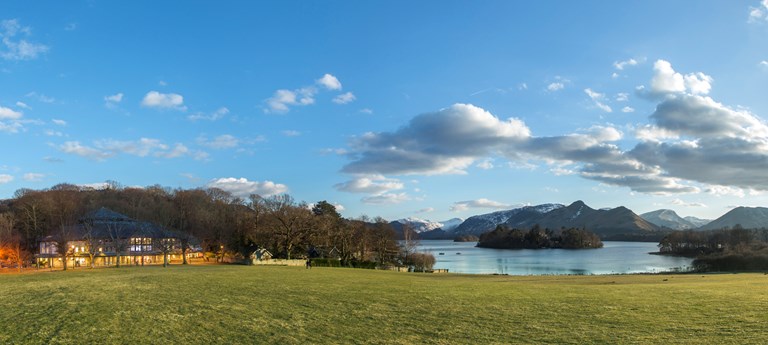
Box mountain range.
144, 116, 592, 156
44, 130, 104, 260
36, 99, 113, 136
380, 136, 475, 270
400, 201, 768, 240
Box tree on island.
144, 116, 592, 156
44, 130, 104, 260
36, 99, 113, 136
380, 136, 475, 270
477, 225, 603, 249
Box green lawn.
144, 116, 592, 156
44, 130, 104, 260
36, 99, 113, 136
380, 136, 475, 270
1, 266, 766, 344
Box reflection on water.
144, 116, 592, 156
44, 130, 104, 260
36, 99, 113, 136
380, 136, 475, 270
415, 240, 693, 275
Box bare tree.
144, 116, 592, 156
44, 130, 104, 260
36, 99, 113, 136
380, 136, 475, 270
264, 194, 313, 259
0, 213, 27, 272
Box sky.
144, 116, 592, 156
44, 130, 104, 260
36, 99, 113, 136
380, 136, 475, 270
1, 1, 768, 222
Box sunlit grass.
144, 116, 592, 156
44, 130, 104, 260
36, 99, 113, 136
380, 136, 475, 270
1, 266, 767, 344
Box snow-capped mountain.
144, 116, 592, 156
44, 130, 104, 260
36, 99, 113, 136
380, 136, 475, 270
392, 217, 465, 233
452, 203, 565, 236
640, 209, 696, 230
439, 218, 464, 232
684, 216, 711, 228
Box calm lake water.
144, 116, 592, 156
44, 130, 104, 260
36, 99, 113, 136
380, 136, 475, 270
415, 240, 693, 275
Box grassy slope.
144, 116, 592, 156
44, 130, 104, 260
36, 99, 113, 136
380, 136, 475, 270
1, 266, 767, 344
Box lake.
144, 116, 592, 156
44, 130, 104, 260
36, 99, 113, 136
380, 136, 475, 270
414, 240, 693, 275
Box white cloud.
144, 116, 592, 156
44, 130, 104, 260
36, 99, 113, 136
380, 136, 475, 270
359, 108, 373, 114
15, 101, 29, 109
616, 93, 629, 102
684, 72, 713, 95
333, 92, 356, 104
51, 119, 66, 126
705, 185, 746, 198
0, 106, 22, 120
547, 82, 564, 92
671, 198, 707, 208
22, 172, 44, 181
207, 177, 288, 198
450, 198, 511, 212
334, 175, 404, 194
584, 88, 612, 113
155, 143, 190, 158
518, 83, 528, 90
187, 107, 229, 121
197, 134, 239, 149
476, 158, 494, 170
104, 93, 123, 103
416, 207, 435, 214
647, 60, 712, 97
316, 73, 342, 90
650, 60, 686, 94
760, 60, 768, 67
281, 130, 301, 137
362, 192, 411, 205
0, 174, 13, 184
58, 141, 113, 161
141, 91, 186, 110
749, 0, 768, 22
343, 103, 531, 176
613, 58, 638, 70
265, 88, 316, 113
0, 19, 49, 60
621, 106, 635, 113
59, 138, 197, 160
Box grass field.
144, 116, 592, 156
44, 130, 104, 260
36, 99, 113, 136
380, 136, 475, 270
1, 266, 767, 344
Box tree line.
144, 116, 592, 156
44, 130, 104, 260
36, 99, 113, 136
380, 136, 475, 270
0, 182, 433, 271
477, 224, 603, 249
657, 226, 768, 272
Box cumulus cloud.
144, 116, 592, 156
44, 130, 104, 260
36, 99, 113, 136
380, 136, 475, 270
647, 60, 713, 97
0, 174, 13, 184
362, 192, 411, 205
333, 92, 356, 104
334, 175, 404, 194
187, 107, 229, 121
749, 0, 768, 22
621, 106, 635, 113
266, 74, 350, 113
207, 177, 288, 198
450, 198, 511, 212
0, 106, 22, 120
316, 74, 342, 90
340, 60, 768, 196
584, 88, 612, 113
343, 103, 531, 175
141, 91, 186, 110
0, 19, 49, 60
265, 88, 316, 113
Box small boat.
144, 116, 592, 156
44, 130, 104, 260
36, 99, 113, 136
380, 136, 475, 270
456, 252, 461, 255
438, 252, 445, 255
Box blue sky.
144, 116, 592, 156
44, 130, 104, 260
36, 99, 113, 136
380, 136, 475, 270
1, 1, 768, 222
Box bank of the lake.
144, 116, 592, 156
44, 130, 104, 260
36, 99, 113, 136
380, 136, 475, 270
417, 240, 693, 275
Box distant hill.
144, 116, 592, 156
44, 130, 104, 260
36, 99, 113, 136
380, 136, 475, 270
684, 216, 711, 228
640, 209, 695, 230
698, 206, 768, 231
510, 201, 660, 237
451, 204, 564, 236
